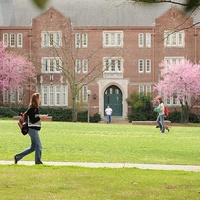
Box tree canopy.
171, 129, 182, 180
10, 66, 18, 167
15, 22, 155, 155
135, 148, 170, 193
32, 0, 200, 11
0, 43, 36, 104
32, 0, 48, 9
154, 59, 200, 122
130, 0, 200, 12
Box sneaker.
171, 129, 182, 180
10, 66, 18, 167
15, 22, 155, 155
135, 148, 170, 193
36, 161, 43, 165
156, 125, 159, 128
14, 156, 18, 164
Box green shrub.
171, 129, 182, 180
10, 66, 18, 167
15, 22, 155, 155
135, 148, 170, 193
76, 112, 101, 123
39, 107, 72, 121
189, 113, 200, 123
166, 111, 181, 123
90, 113, 101, 123
0, 107, 18, 118
77, 111, 87, 122
127, 111, 157, 122
167, 111, 199, 123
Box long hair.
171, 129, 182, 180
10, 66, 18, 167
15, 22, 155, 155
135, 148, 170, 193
157, 97, 163, 104
29, 93, 40, 108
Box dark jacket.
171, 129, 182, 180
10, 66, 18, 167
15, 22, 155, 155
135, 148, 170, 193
26, 107, 41, 130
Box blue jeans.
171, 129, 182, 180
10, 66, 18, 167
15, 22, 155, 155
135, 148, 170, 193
15, 128, 42, 164
106, 115, 111, 123
156, 114, 165, 133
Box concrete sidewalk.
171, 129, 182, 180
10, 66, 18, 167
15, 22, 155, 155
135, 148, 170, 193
1, 160, 200, 172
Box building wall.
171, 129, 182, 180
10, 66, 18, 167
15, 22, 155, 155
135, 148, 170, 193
0, 7, 200, 116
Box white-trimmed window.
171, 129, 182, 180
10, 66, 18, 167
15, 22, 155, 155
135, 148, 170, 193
49, 86, 54, 105
3, 33, 8, 47
76, 85, 88, 103
41, 85, 67, 106
82, 34, 88, 48
138, 59, 144, 73
166, 95, 179, 106
138, 33, 151, 48
3, 33, 23, 48
138, 59, 151, 73
43, 86, 48, 105
75, 33, 88, 48
3, 90, 9, 103
82, 59, 88, 73
103, 31, 123, 47
164, 57, 184, 65
42, 31, 62, 47
146, 85, 151, 95
146, 33, 151, 47
76, 90, 81, 102
10, 88, 16, 102
82, 85, 88, 102
75, 59, 89, 73
17, 33, 23, 47
139, 85, 144, 95
104, 57, 123, 72
164, 30, 185, 47
10, 33, 15, 47
41, 57, 62, 73
146, 59, 151, 73
75, 59, 81, 73
18, 86, 23, 102
55, 86, 60, 105
138, 33, 144, 47
4, 88, 23, 103
75, 33, 81, 48
139, 85, 152, 96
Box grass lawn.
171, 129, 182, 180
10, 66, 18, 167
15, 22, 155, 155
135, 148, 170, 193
0, 120, 200, 199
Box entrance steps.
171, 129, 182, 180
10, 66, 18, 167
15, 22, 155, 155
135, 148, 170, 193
100, 116, 129, 124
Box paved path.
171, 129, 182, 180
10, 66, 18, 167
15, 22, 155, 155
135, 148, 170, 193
1, 160, 200, 172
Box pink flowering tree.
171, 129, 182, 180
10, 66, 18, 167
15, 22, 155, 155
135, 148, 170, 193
154, 59, 200, 123
0, 43, 36, 106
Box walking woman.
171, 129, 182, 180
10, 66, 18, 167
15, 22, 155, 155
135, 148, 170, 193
14, 93, 47, 164
156, 97, 165, 133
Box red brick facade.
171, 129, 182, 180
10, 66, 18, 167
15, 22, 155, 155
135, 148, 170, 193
0, 7, 200, 117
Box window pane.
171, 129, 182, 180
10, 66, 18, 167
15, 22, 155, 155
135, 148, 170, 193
17, 33, 23, 47
10, 34, 15, 47
146, 33, 151, 47
3, 33, 8, 47
111, 60, 115, 71
138, 33, 144, 47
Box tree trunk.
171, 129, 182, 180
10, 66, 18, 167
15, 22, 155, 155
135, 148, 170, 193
181, 100, 189, 123
72, 97, 77, 122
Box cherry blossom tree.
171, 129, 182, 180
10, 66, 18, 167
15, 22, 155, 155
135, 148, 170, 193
154, 59, 200, 122
0, 43, 36, 106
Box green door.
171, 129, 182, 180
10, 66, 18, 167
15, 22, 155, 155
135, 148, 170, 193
104, 85, 122, 116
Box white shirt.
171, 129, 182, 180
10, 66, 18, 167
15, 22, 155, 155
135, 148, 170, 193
159, 103, 165, 115
105, 107, 112, 115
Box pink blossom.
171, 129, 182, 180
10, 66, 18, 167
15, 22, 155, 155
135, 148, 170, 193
154, 59, 200, 103
0, 42, 36, 94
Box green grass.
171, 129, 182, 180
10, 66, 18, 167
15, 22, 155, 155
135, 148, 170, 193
2, 120, 200, 165
1, 120, 200, 199
1, 165, 200, 199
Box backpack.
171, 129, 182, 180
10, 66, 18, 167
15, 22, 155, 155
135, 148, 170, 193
164, 107, 169, 118
18, 112, 28, 135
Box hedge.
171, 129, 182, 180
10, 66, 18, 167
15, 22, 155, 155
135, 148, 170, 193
0, 107, 101, 123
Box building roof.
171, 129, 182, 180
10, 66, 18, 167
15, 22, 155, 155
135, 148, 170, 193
0, 0, 199, 27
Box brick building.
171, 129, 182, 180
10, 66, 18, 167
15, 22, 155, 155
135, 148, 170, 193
0, 0, 200, 118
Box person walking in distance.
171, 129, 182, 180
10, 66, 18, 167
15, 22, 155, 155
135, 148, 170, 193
156, 97, 165, 133
14, 93, 48, 164
105, 106, 113, 123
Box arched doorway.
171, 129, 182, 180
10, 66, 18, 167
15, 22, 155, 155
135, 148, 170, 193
104, 85, 122, 116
